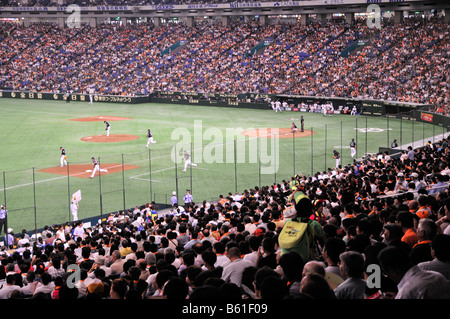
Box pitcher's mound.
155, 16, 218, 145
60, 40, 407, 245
81, 134, 140, 143
241, 128, 315, 139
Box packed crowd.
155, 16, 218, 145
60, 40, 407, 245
0, 134, 449, 300
0, 17, 448, 112
0, 0, 275, 7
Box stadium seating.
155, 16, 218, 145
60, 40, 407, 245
0, 17, 448, 113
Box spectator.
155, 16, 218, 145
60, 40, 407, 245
162, 277, 189, 299
323, 237, 346, 280
410, 218, 437, 265
221, 247, 253, 287
417, 234, 450, 280
0, 274, 21, 299
378, 245, 450, 299
299, 272, 336, 299
396, 211, 419, 248
334, 251, 366, 299
277, 251, 304, 297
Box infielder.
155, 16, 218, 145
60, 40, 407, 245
104, 121, 110, 136
60, 147, 67, 167
90, 157, 108, 178
182, 150, 197, 172
146, 129, 157, 147
71, 201, 79, 221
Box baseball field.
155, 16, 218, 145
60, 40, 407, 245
0, 98, 444, 234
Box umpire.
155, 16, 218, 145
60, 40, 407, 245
0, 205, 7, 235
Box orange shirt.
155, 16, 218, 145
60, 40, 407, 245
402, 228, 418, 247
416, 206, 430, 219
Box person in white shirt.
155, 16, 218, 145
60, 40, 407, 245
221, 247, 253, 287
0, 275, 21, 299
242, 236, 260, 267
275, 100, 282, 112
33, 273, 55, 297
17, 233, 30, 247
379, 246, 450, 299
213, 242, 230, 268
243, 216, 257, 235
89, 87, 95, 105
72, 221, 85, 241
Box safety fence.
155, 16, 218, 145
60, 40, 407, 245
0, 112, 448, 239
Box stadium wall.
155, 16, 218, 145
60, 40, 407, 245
1, 89, 449, 130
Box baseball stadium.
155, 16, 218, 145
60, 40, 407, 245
0, 0, 449, 304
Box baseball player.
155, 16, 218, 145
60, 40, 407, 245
146, 129, 157, 147
60, 147, 67, 167
89, 87, 95, 105
104, 121, 110, 137
90, 157, 108, 178
291, 122, 297, 133
350, 138, 356, 159
333, 150, 341, 168
182, 150, 197, 172
300, 116, 304, 132
275, 100, 282, 112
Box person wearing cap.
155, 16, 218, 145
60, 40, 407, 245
350, 138, 356, 159
391, 139, 398, 148
171, 191, 178, 207
183, 189, 193, 204
182, 150, 197, 172
333, 150, 340, 168
395, 172, 408, 192
0, 205, 7, 236
59, 146, 67, 167
90, 156, 108, 178
279, 191, 325, 262
104, 121, 110, 137
145, 129, 157, 147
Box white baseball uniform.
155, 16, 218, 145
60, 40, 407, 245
275, 100, 282, 112
182, 151, 197, 172
89, 88, 95, 105
104, 121, 110, 136
60, 147, 67, 167
146, 129, 156, 147
90, 158, 108, 178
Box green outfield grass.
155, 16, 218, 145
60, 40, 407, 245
0, 98, 444, 234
